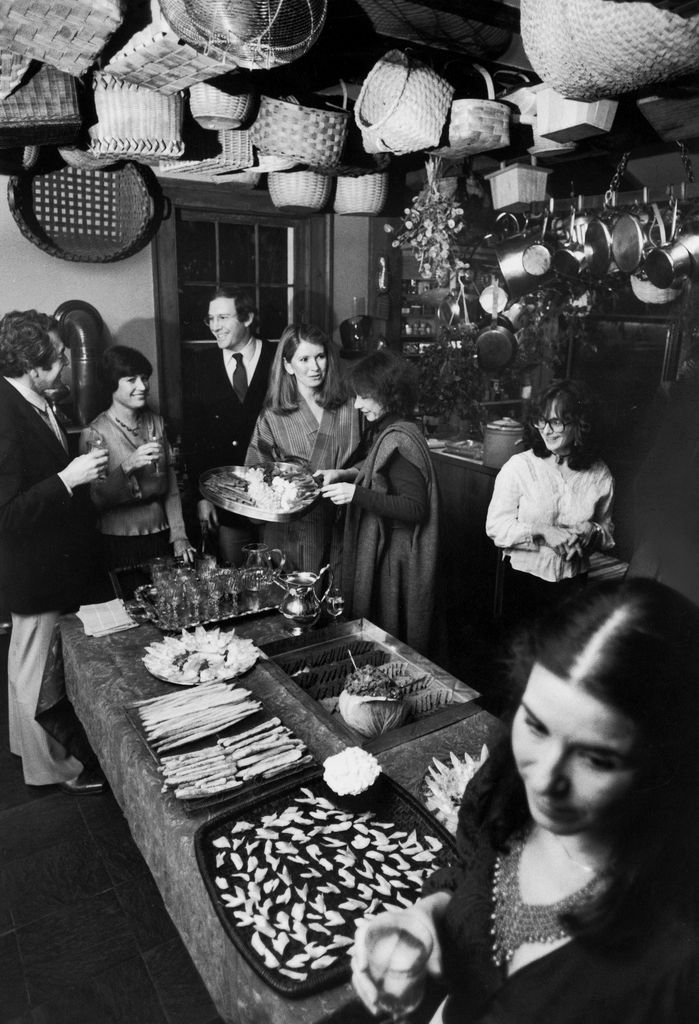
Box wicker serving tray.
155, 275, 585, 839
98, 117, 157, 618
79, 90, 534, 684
194, 769, 455, 996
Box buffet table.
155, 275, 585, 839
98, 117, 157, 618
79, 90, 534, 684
58, 612, 501, 1024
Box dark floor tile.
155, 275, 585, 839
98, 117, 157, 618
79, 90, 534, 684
144, 937, 220, 1024
0, 794, 86, 867
0, 833, 112, 929
0, 930, 30, 1019
114, 871, 178, 953
29, 954, 169, 1024
0, 750, 55, 814
85, 812, 149, 888
17, 889, 139, 1006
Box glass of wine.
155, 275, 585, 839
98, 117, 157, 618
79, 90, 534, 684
326, 584, 344, 620
363, 912, 434, 1023
85, 427, 108, 479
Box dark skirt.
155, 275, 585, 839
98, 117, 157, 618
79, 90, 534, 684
501, 557, 588, 634
100, 530, 172, 572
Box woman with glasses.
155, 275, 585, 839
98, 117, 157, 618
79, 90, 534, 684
245, 324, 363, 577
486, 380, 614, 628
79, 345, 195, 570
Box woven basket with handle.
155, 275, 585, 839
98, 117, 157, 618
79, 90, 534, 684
267, 169, 331, 210
8, 162, 164, 263
0, 64, 80, 149
0, 0, 123, 77
430, 65, 510, 158
88, 73, 185, 165
334, 172, 388, 215
250, 95, 348, 167
521, 0, 699, 100
356, 49, 453, 155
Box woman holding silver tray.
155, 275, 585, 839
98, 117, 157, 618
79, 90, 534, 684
245, 324, 363, 579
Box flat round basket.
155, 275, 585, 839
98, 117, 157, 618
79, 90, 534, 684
8, 162, 164, 263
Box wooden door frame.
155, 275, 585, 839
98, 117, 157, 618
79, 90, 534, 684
151, 179, 333, 431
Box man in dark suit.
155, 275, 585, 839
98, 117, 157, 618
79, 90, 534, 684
184, 288, 276, 565
0, 310, 108, 792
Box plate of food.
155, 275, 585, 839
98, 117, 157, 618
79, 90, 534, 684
199, 463, 320, 523
142, 626, 262, 686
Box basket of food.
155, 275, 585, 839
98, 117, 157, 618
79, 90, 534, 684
199, 463, 320, 522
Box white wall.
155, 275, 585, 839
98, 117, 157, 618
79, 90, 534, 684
331, 215, 370, 343
0, 197, 160, 407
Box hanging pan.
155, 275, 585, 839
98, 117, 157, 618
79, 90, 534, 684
476, 275, 518, 374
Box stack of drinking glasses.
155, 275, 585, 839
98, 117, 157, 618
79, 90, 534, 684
143, 557, 240, 631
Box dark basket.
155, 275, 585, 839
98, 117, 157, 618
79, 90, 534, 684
0, 63, 81, 149
8, 161, 165, 263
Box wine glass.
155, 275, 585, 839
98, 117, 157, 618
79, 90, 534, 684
85, 427, 108, 479
362, 912, 434, 1022
326, 584, 345, 619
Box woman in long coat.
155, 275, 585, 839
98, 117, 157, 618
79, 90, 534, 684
246, 324, 363, 576
321, 350, 438, 654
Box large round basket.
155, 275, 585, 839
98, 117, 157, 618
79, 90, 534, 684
267, 169, 331, 210
189, 81, 256, 130
8, 162, 165, 263
355, 49, 453, 155
181, 0, 328, 69
250, 95, 348, 168
334, 172, 388, 215
521, 0, 699, 100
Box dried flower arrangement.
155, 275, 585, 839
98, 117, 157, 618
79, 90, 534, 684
392, 156, 468, 286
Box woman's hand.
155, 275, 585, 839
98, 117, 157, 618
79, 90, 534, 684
536, 523, 578, 557
314, 467, 359, 486
351, 902, 445, 1016
321, 482, 356, 505
122, 441, 163, 475
174, 538, 195, 563
197, 499, 219, 531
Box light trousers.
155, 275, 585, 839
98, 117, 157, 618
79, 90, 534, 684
8, 610, 82, 785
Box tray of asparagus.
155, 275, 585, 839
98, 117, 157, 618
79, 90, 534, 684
125, 682, 317, 814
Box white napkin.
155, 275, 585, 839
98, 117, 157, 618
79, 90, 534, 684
77, 599, 136, 637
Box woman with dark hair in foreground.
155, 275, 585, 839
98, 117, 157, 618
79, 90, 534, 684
79, 345, 194, 570
322, 349, 438, 653
486, 379, 615, 628
352, 579, 699, 1023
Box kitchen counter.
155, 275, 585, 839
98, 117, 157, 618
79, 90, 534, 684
58, 612, 502, 1024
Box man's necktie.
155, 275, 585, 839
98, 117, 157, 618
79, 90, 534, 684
232, 352, 248, 402
38, 402, 68, 452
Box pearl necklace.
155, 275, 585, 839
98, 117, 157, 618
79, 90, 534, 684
490, 830, 601, 967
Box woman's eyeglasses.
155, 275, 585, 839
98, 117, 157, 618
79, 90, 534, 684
535, 416, 569, 432
203, 314, 236, 327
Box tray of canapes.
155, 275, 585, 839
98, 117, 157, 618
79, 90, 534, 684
142, 627, 262, 685
125, 663, 317, 814
194, 769, 456, 996
199, 462, 320, 523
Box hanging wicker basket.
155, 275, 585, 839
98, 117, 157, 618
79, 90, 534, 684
355, 49, 453, 155
181, 0, 328, 70
250, 95, 348, 167
0, 0, 123, 77
0, 64, 81, 149
535, 86, 617, 143
0, 50, 31, 101
521, 0, 699, 100
104, 0, 239, 93
430, 65, 510, 158
8, 162, 165, 263
88, 73, 185, 165
267, 169, 331, 210
189, 81, 256, 130
334, 171, 388, 215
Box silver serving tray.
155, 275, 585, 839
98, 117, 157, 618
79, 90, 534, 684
132, 582, 283, 634
199, 463, 320, 523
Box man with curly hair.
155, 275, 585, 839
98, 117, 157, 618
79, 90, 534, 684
0, 309, 108, 793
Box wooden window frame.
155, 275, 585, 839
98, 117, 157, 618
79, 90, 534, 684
151, 180, 332, 431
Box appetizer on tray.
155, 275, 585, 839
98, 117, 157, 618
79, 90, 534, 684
143, 626, 261, 685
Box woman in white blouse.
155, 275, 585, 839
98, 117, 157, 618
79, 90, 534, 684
486, 380, 614, 628
80, 345, 194, 570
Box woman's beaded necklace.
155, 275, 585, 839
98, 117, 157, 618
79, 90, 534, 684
112, 412, 143, 438
491, 830, 601, 968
